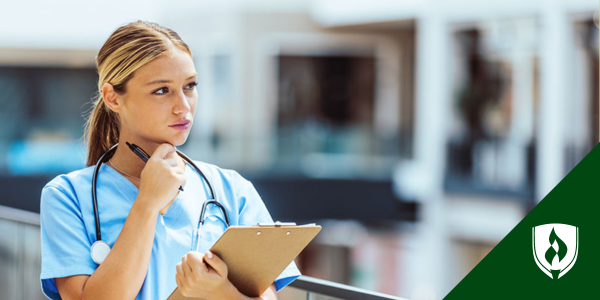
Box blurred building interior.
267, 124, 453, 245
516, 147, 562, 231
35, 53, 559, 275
0, 0, 598, 299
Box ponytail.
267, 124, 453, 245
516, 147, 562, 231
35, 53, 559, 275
84, 95, 120, 166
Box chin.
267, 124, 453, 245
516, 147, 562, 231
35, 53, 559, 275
170, 135, 190, 147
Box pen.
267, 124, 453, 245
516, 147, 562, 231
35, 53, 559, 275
125, 142, 184, 192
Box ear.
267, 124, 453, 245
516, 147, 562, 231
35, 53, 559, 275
101, 83, 123, 113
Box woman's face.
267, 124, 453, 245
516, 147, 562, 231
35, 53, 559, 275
117, 48, 198, 147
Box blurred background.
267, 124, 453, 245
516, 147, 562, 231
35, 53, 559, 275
0, 0, 597, 299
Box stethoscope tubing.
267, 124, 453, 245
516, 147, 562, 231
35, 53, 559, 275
91, 143, 228, 243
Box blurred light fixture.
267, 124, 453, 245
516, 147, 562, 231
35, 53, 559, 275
594, 10, 599, 28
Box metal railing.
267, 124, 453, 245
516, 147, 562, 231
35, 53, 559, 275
0, 205, 407, 300
288, 276, 406, 300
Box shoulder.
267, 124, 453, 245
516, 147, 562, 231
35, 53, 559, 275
190, 160, 251, 192
44, 165, 95, 192
41, 165, 96, 207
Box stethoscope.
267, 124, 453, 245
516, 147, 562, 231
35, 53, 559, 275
90, 143, 231, 264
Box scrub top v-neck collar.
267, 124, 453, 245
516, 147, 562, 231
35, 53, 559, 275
104, 160, 189, 193
101, 161, 192, 214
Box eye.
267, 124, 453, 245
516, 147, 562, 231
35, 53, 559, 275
185, 81, 198, 90
152, 87, 169, 95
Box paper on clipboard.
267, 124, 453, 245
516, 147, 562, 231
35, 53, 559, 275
167, 223, 321, 299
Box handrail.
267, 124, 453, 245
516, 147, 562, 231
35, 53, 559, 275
0, 206, 408, 300
289, 275, 407, 300
0, 204, 40, 225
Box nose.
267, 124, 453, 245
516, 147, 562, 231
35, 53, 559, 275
173, 89, 191, 115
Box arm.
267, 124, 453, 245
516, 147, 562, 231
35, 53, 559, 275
55, 199, 161, 300
176, 251, 279, 300
55, 145, 186, 300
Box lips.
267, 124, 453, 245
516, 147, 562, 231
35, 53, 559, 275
170, 119, 191, 127
169, 119, 191, 130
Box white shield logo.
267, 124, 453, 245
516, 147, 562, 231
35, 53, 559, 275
532, 223, 578, 279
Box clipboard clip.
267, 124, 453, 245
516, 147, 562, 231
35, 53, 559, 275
257, 221, 297, 227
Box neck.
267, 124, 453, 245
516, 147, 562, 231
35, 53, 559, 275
109, 136, 179, 179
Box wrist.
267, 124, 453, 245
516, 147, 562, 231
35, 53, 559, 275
132, 195, 161, 216
223, 280, 251, 300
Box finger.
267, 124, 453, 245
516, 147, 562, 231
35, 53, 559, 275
166, 149, 178, 156
187, 252, 208, 274
175, 273, 183, 288
203, 251, 227, 278
165, 151, 179, 162
166, 151, 186, 173
182, 254, 193, 275
163, 158, 179, 167
152, 143, 176, 160
167, 150, 185, 167
172, 166, 186, 176
176, 262, 184, 278
176, 174, 187, 186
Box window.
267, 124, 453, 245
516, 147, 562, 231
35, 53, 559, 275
446, 26, 537, 198
0, 66, 96, 174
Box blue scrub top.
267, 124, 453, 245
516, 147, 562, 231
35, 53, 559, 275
39, 160, 300, 300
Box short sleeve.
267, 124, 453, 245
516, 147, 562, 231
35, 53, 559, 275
234, 174, 302, 292
274, 262, 302, 292
40, 184, 97, 300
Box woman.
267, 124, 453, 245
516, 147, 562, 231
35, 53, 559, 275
39, 21, 300, 300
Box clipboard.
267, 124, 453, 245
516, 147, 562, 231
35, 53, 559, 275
167, 223, 321, 299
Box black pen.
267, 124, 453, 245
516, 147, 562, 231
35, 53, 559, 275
125, 142, 184, 192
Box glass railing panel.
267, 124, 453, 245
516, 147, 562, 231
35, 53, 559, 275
0, 214, 46, 300
289, 276, 406, 300
22, 223, 45, 299
306, 291, 346, 300
0, 218, 20, 299
278, 286, 309, 299
279, 287, 347, 300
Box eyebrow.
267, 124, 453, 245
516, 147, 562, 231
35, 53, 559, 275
146, 74, 197, 85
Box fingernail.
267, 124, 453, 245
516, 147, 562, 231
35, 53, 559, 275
207, 251, 213, 259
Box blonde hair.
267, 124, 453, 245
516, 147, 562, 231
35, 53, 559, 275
83, 20, 192, 166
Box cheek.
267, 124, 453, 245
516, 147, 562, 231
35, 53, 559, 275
124, 102, 160, 127
189, 97, 198, 114
132, 106, 154, 121
122, 96, 148, 118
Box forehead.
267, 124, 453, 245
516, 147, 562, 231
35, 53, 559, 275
132, 48, 196, 83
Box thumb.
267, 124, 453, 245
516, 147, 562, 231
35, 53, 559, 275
204, 251, 228, 278
165, 150, 179, 161
152, 143, 175, 160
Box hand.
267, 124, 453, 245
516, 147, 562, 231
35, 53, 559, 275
176, 251, 236, 300
137, 143, 186, 214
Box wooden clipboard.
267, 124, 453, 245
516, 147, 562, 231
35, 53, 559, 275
167, 224, 321, 299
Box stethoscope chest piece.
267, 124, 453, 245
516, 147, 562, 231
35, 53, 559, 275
91, 240, 111, 265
